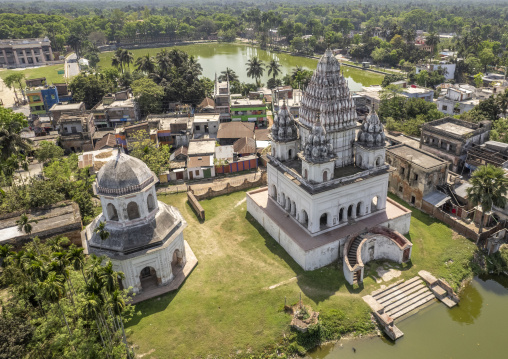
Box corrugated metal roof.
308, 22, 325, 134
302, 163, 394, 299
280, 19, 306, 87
423, 191, 450, 207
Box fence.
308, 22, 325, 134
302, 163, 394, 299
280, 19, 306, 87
190, 172, 267, 200
187, 192, 205, 220
215, 158, 258, 174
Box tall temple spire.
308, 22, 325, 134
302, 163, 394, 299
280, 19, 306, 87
357, 110, 385, 147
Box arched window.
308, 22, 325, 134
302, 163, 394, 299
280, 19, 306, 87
127, 202, 140, 220
106, 203, 118, 221
271, 184, 277, 199
147, 194, 155, 212
357, 202, 363, 217
304, 169, 308, 179
348, 204, 354, 218
376, 157, 382, 167
323, 170, 328, 182
288, 149, 292, 158
320, 213, 328, 229
339, 207, 344, 222
371, 196, 379, 212
301, 210, 309, 228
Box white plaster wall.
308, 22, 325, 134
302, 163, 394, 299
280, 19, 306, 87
342, 260, 355, 284
302, 160, 335, 183
100, 183, 158, 223
381, 211, 411, 235
272, 140, 298, 161
359, 236, 403, 265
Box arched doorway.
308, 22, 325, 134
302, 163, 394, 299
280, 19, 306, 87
304, 169, 308, 180
271, 184, 277, 199
320, 213, 328, 229
288, 149, 292, 158
139, 266, 158, 291
147, 194, 155, 212
339, 207, 344, 222
172, 249, 183, 274
301, 210, 309, 228
107, 203, 118, 221
375, 157, 382, 166
348, 204, 354, 218
356, 202, 363, 217
371, 196, 379, 212
357, 155, 362, 167
127, 202, 140, 220
323, 171, 328, 182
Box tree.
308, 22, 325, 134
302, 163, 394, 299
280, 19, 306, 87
479, 47, 496, 72
67, 34, 82, 58
16, 213, 38, 235
218, 68, 238, 83
34, 141, 64, 165
131, 78, 164, 117
245, 56, 265, 86
69, 74, 115, 109
128, 130, 170, 175
135, 54, 155, 74
474, 72, 484, 88
381, 73, 406, 87
466, 164, 508, 235
4, 72, 26, 102
267, 59, 282, 80
94, 221, 110, 241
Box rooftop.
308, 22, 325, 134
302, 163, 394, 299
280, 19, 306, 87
423, 117, 489, 138
50, 102, 84, 112
233, 137, 256, 154
188, 140, 216, 156
231, 98, 265, 107
188, 155, 213, 168
0, 37, 50, 46
217, 122, 255, 139
193, 114, 219, 123
402, 87, 433, 94
387, 144, 448, 169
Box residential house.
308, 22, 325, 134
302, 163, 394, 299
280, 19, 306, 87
91, 91, 139, 129
233, 137, 256, 157
217, 121, 255, 146
214, 75, 231, 122
169, 146, 188, 181
193, 114, 219, 139
437, 84, 478, 115
420, 117, 491, 172
49, 102, 86, 127
187, 139, 216, 180
464, 141, 508, 173
58, 112, 95, 152
416, 62, 456, 81
115, 122, 155, 149
386, 144, 449, 208
148, 115, 192, 148
26, 85, 60, 118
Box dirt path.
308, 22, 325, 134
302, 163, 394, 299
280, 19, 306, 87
0, 74, 18, 107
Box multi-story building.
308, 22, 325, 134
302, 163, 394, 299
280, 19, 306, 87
91, 91, 139, 129
58, 113, 95, 152
0, 38, 54, 68
146, 115, 192, 148
50, 102, 86, 128
214, 75, 230, 122
437, 84, 478, 115
26, 85, 60, 117
386, 144, 449, 209
230, 98, 268, 128
420, 117, 491, 172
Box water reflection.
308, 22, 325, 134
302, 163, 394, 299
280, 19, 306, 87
477, 274, 508, 294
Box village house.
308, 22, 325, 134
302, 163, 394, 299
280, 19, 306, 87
214, 75, 231, 122
437, 84, 478, 115
58, 112, 95, 152
26, 83, 60, 118
115, 122, 156, 149
386, 144, 449, 209
49, 102, 86, 127
416, 62, 456, 81
192, 114, 219, 139
464, 141, 508, 173
91, 91, 139, 129
187, 139, 216, 180
233, 137, 257, 157
420, 117, 491, 172
230, 98, 268, 128
217, 121, 255, 146
147, 115, 192, 148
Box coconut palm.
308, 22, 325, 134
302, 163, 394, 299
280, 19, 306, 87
67, 246, 87, 284
0, 244, 13, 267
0, 120, 32, 164
39, 271, 73, 337
94, 221, 110, 241
496, 89, 508, 117
466, 164, 508, 236
246, 56, 265, 85
219, 67, 238, 82
135, 54, 155, 74
16, 213, 38, 236
121, 49, 134, 71
110, 289, 131, 358
267, 59, 282, 79
83, 292, 111, 358
155, 49, 172, 76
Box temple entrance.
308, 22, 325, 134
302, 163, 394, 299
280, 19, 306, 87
301, 210, 309, 228
139, 266, 158, 291
348, 204, 354, 218
172, 249, 183, 275
320, 213, 328, 229
339, 207, 344, 222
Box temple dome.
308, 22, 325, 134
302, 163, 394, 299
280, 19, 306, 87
357, 111, 385, 147
97, 152, 156, 193
303, 118, 334, 162
299, 48, 356, 131
271, 102, 298, 142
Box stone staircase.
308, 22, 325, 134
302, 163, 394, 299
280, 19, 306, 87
371, 277, 436, 320
347, 237, 363, 266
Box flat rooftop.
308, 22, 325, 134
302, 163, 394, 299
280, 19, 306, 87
193, 114, 219, 123
433, 122, 475, 136
188, 140, 216, 155
50, 103, 84, 112
231, 98, 265, 107
387, 144, 447, 169
248, 188, 410, 251
403, 87, 433, 94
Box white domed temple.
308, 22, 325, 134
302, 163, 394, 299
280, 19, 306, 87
82, 151, 196, 299
247, 50, 413, 284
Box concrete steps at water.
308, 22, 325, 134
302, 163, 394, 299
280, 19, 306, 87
387, 292, 436, 319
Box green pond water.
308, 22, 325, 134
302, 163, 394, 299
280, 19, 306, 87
98, 43, 383, 91
307, 275, 508, 359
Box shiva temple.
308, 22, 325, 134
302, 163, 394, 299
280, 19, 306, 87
247, 49, 413, 284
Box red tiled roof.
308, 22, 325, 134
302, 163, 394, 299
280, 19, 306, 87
95, 133, 117, 150
233, 137, 256, 154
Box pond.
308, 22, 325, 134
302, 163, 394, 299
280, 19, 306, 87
306, 275, 508, 359
98, 43, 383, 91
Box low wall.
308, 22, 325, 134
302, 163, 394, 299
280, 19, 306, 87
192, 172, 267, 200
187, 192, 205, 220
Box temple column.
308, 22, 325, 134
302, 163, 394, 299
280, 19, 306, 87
13, 50, 19, 65
48, 46, 53, 61
22, 49, 28, 65
30, 48, 36, 64
1, 49, 6, 65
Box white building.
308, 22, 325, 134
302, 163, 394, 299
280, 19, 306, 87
437, 85, 479, 115
82, 152, 195, 297
416, 63, 456, 81
247, 50, 412, 285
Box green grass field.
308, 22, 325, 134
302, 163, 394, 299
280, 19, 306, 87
0, 64, 66, 86
126, 190, 476, 358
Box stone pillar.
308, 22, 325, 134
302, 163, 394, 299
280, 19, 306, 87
13, 50, 19, 65
48, 46, 54, 62
30, 48, 36, 64
22, 49, 28, 65
1, 49, 6, 65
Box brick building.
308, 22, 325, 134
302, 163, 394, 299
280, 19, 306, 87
386, 144, 449, 209
420, 117, 491, 172
58, 113, 95, 152
0, 37, 54, 68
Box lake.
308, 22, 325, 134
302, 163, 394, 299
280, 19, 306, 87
306, 275, 508, 359
97, 43, 383, 91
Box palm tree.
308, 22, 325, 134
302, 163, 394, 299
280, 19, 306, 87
219, 67, 238, 82
0, 244, 13, 267
246, 56, 265, 85
83, 292, 111, 359
16, 213, 38, 236
425, 32, 440, 59
135, 54, 155, 74
67, 246, 87, 284
112, 49, 124, 73
121, 49, 134, 72
155, 49, 172, 77
94, 221, 110, 241
39, 271, 73, 338
267, 59, 282, 80
291, 66, 304, 79
466, 164, 508, 236
0, 120, 32, 164
496, 89, 508, 117
110, 289, 131, 358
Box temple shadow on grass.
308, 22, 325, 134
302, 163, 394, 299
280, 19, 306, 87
245, 211, 345, 303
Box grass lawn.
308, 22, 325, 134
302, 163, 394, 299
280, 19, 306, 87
126, 190, 476, 358
0, 64, 66, 85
